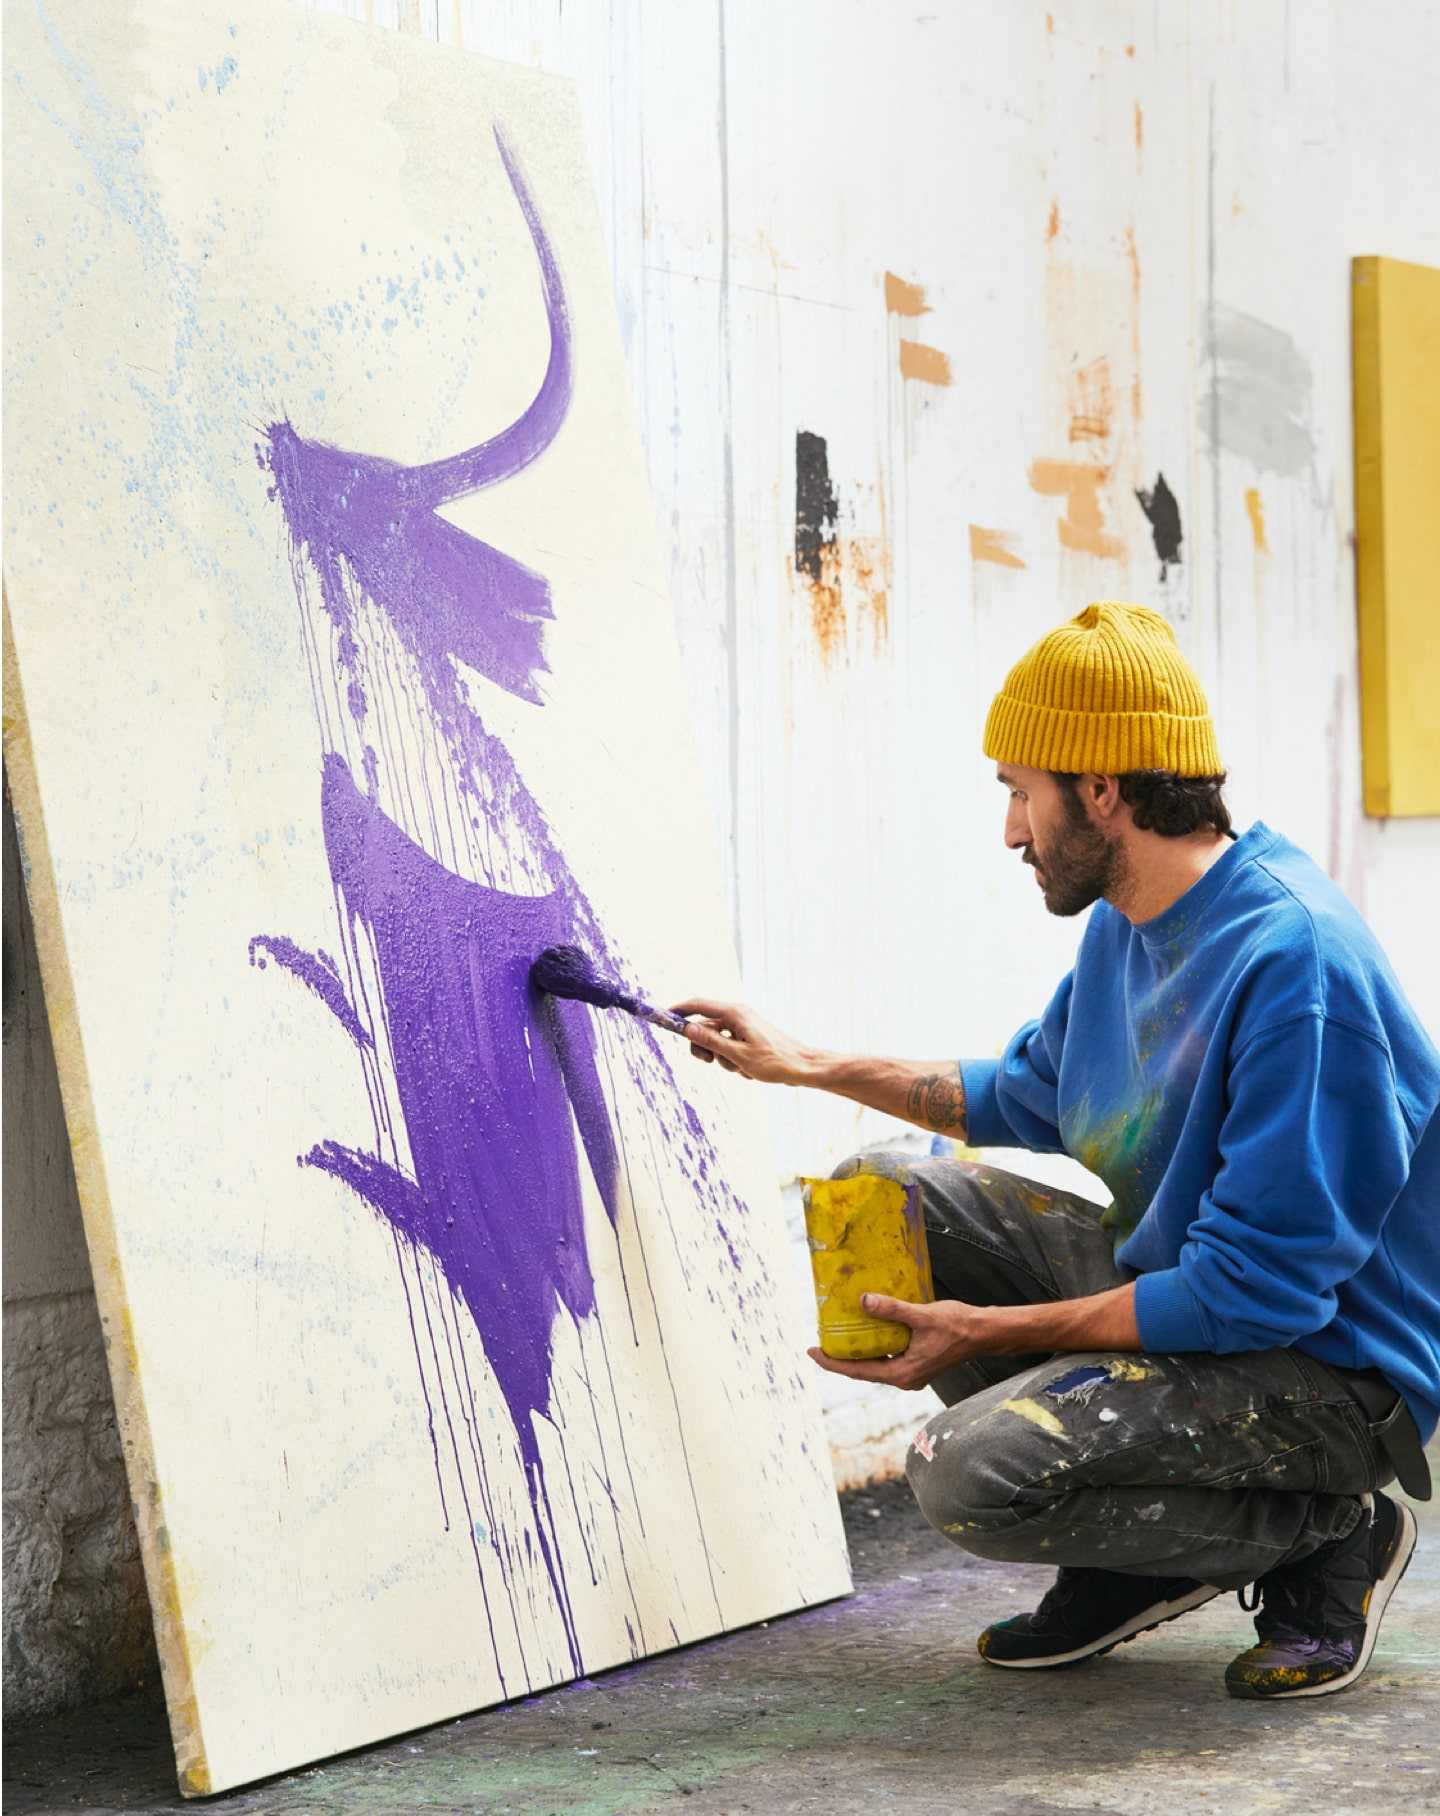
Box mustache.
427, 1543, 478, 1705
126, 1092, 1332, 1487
1022, 848, 1040, 870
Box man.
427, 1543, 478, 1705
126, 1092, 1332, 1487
676, 601, 1438, 1700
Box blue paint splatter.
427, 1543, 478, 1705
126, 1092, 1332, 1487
1044, 1365, 1111, 1399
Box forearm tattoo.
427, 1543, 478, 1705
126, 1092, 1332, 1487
905, 1067, 967, 1134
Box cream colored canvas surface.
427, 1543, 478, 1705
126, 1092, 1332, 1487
3, 0, 849, 1793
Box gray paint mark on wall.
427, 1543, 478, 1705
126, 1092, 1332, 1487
1199, 305, 1316, 477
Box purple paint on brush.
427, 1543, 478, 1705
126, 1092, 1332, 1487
530, 944, 689, 1035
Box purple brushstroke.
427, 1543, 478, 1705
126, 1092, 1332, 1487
308, 754, 615, 1667
264, 132, 571, 725
248, 934, 373, 1050
254, 125, 738, 1681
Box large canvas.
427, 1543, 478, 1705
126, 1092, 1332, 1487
3, 0, 849, 1793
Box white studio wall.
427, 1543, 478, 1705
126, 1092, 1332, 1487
378, 0, 1440, 1476
5, 0, 1439, 1727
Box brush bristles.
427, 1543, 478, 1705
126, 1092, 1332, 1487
530, 943, 632, 1012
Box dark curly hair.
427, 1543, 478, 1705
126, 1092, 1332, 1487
1051, 770, 1233, 839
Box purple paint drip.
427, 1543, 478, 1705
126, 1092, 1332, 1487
254, 125, 745, 1678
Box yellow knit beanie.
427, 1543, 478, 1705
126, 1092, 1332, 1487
982, 602, 1222, 776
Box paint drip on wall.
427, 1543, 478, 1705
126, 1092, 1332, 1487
1245, 486, 1269, 553
250, 129, 754, 1689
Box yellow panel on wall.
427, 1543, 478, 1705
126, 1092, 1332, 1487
1352, 255, 1440, 817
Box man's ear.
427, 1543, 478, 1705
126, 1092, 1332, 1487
1087, 773, 1125, 821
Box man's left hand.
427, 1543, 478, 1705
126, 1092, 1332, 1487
806, 1294, 988, 1390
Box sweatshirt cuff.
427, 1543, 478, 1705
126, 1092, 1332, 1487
1133, 1266, 1213, 1353
958, 1057, 1008, 1149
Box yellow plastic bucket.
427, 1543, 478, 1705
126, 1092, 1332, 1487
801, 1173, 935, 1360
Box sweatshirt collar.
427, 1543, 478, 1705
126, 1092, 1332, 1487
1132, 821, 1278, 950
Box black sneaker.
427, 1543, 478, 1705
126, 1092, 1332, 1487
1225, 1491, 1418, 1700
977, 1567, 1222, 1669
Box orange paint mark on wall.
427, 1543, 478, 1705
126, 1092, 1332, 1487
1046, 200, 1061, 244
789, 539, 890, 662
1125, 42, 1135, 58
791, 547, 845, 662
850, 536, 891, 644
1067, 356, 1114, 442
1029, 460, 1125, 559
1134, 102, 1144, 155
1046, 11, 1054, 31
1245, 487, 1269, 553
899, 339, 952, 385
884, 271, 930, 317
886, 272, 949, 385
969, 525, 1027, 570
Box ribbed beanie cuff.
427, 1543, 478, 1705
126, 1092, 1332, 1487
982, 602, 1222, 777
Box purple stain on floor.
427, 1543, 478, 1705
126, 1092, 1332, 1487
251, 125, 750, 1684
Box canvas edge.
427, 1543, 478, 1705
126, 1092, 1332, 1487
1350, 255, 1391, 819
2, 592, 213, 1798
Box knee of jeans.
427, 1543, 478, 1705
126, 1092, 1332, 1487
904, 1411, 1021, 1535
829, 1148, 914, 1184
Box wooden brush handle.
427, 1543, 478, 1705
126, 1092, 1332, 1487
634, 1003, 690, 1037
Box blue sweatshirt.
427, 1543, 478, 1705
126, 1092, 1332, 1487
961, 822, 1440, 1442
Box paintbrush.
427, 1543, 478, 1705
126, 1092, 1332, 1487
530, 944, 690, 1037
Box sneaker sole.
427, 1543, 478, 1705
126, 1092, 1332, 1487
1227, 1499, 1419, 1702
980, 1583, 1225, 1670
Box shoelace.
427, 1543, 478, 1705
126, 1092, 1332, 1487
1234, 1510, 1375, 1639
1031, 1568, 1087, 1622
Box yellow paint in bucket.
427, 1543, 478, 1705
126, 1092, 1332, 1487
801, 1174, 935, 1360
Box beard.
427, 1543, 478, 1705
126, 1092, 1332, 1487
1025, 789, 1128, 917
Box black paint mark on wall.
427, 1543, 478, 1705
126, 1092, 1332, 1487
1136, 472, 1183, 581
795, 431, 839, 581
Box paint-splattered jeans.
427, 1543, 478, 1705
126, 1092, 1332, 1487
835, 1153, 1392, 1591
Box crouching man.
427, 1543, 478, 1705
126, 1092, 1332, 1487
677, 601, 1437, 1700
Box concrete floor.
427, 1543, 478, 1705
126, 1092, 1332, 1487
5, 1465, 1438, 1816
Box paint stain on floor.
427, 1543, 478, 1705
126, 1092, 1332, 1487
6, 1470, 1438, 1814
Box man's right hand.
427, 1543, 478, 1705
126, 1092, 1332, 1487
670, 999, 816, 1085
669, 1000, 969, 1140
